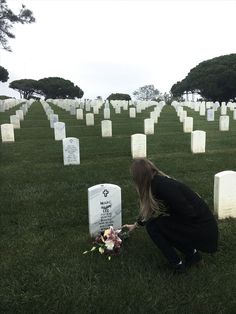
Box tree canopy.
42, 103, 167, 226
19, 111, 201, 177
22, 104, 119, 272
107, 93, 131, 101
171, 54, 236, 102
9, 79, 38, 99
133, 85, 161, 101
9, 77, 84, 99
0, 65, 9, 82
0, 0, 35, 51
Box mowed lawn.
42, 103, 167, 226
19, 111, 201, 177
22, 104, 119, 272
0, 101, 236, 314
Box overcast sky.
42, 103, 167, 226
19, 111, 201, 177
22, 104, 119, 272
0, 0, 235, 99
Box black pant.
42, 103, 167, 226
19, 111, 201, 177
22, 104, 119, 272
146, 216, 203, 266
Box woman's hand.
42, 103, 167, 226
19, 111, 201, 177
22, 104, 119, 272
122, 223, 138, 233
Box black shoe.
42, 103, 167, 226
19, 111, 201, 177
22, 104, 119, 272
172, 261, 186, 274
185, 251, 203, 268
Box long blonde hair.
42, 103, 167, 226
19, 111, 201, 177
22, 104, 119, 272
130, 158, 167, 220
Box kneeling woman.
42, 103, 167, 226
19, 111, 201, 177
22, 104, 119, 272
123, 158, 218, 273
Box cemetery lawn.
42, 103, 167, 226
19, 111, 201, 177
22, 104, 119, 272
1, 102, 236, 314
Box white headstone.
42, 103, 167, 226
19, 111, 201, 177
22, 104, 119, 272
219, 116, 229, 131
15, 109, 24, 121
144, 118, 154, 135
104, 108, 110, 119
76, 108, 83, 120
179, 110, 187, 123
129, 108, 136, 118
10, 115, 20, 129
214, 171, 236, 219
234, 109, 236, 120
221, 105, 227, 115
70, 105, 76, 115
115, 106, 121, 114
54, 122, 66, 140
1, 124, 15, 142
150, 111, 158, 123
88, 183, 122, 236
191, 130, 206, 153
50, 114, 59, 128
183, 117, 193, 133
207, 109, 215, 121
101, 120, 112, 137
63, 137, 80, 165
86, 113, 94, 126
199, 103, 206, 116
131, 134, 147, 158
85, 103, 91, 111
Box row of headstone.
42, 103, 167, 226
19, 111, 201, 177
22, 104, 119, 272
87, 170, 236, 236
1, 101, 33, 142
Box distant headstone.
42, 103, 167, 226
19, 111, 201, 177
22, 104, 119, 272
104, 108, 110, 119
63, 137, 80, 165
234, 109, 236, 120
50, 114, 59, 128
191, 130, 206, 153
15, 109, 24, 121
183, 117, 193, 133
101, 120, 112, 137
85, 103, 91, 111
88, 183, 122, 236
129, 108, 136, 118
131, 133, 147, 158
93, 106, 99, 114
199, 103, 206, 116
115, 106, 121, 114
10, 115, 20, 129
54, 122, 66, 140
179, 110, 187, 122
207, 109, 214, 121
150, 111, 158, 123
144, 118, 154, 135
214, 171, 236, 219
70, 105, 76, 115
219, 116, 229, 131
86, 113, 94, 126
76, 108, 83, 120
221, 105, 227, 115
1, 124, 14, 142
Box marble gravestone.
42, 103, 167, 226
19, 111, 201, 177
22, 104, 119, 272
76, 108, 83, 120
144, 118, 154, 135
10, 115, 20, 129
101, 120, 112, 137
234, 110, 236, 120
183, 117, 193, 133
88, 183, 122, 236
50, 114, 59, 128
131, 133, 147, 158
15, 109, 24, 121
219, 116, 229, 131
191, 130, 206, 153
214, 171, 236, 219
129, 108, 136, 118
1, 124, 15, 142
63, 137, 80, 165
54, 122, 66, 140
207, 109, 214, 121
86, 113, 94, 126
104, 108, 110, 119
150, 111, 158, 123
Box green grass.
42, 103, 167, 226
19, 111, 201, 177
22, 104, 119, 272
0, 102, 236, 314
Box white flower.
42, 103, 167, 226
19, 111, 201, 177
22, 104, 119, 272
104, 240, 115, 250
99, 247, 105, 254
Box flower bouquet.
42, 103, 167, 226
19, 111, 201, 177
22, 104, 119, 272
83, 226, 129, 260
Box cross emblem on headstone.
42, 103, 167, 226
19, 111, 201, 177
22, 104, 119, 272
102, 189, 109, 197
